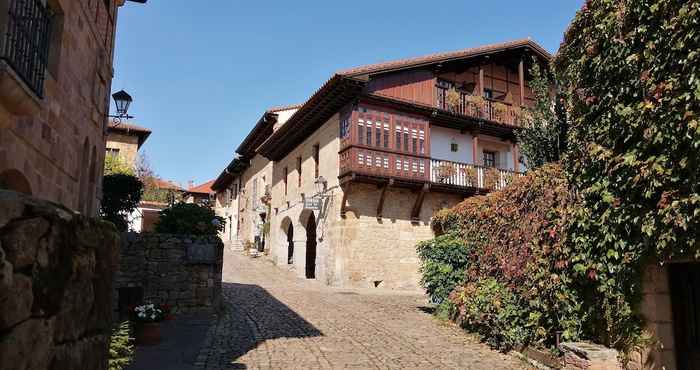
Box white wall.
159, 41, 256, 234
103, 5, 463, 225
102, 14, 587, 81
430, 126, 473, 164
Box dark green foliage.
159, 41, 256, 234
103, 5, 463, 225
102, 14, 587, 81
554, 0, 700, 349
451, 278, 529, 351
515, 60, 569, 169
416, 232, 471, 304
101, 174, 143, 232
108, 321, 134, 370
154, 202, 225, 235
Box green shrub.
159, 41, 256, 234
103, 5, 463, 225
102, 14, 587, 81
108, 321, 134, 370
451, 278, 529, 351
416, 232, 471, 304
101, 174, 143, 232
154, 202, 225, 235
420, 164, 584, 350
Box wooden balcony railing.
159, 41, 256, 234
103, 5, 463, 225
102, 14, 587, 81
430, 159, 520, 191
340, 146, 521, 192
435, 85, 525, 126
339, 146, 429, 182
1, 0, 53, 98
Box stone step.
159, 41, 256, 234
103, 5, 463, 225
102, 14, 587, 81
226, 239, 244, 251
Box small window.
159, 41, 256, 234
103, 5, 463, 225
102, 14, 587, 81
313, 144, 320, 179
296, 157, 302, 187
483, 151, 496, 168
283, 167, 288, 195
106, 147, 120, 156
450, 139, 458, 152
484, 89, 494, 99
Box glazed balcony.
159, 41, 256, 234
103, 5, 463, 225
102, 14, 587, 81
435, 84, 525, 127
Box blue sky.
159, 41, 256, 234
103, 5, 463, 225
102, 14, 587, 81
112, 1, 583, 187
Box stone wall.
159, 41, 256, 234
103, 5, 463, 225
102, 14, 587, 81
115, 233, 224, 315
0, 190, 120, 370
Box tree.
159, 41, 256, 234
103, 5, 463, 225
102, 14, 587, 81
154, 203, 225, 236
104, 154, 134, 176
515, 59, 568, 169
101, 174, 143, 231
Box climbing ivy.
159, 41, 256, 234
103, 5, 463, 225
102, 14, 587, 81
554, 0, 700, 349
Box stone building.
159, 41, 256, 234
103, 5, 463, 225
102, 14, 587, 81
0, 0, 142, 216
184, 179, 215, 205
105, 122, 151, 167
215, 39, 550, 290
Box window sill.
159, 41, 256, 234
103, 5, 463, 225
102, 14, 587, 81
0, 60, 43, 119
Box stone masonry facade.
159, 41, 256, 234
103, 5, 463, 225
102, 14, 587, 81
114, 233, 224, 315
0, 0, 128, 216
0, 190, 120, 370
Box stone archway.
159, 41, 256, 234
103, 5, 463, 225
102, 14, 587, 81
0, 169, 32, 195
304, 213, 317, 279
280, 217, 294, 265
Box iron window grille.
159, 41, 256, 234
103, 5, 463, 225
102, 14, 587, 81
2, 0, 53, 98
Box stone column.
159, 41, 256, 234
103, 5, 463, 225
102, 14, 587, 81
292, 240, 307, 279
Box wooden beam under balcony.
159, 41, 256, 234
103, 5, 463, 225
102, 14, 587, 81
376, 179, 393, 220
411, 184, 430, 223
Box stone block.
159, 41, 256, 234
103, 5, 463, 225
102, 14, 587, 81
0, 273, 32, 329
0, 217, 49, 269
561, 342, 621, 370
0, 318, 52, 370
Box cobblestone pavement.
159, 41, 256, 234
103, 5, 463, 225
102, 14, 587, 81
195, 248, 529, 370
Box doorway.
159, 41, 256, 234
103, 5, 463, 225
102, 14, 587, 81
287, 223, 294, 264
670, 263, 700, 369
305, 214, 317, 279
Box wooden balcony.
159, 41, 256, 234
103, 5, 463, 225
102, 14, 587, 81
435, 85, 525, 126
430, 159, 520, 191
339, 146, 521, 193
339, 146, 429, 183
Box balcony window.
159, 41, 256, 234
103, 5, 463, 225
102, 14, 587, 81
395, 124, 402, 151
339, 117, 350, 138
366, 122, 372, 146
2, 0, 53, 98
483, 151, 496, 168
358, 120, 364, 143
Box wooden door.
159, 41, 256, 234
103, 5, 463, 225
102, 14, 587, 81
670, 263, 700, 369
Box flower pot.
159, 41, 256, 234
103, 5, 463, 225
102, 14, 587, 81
134, 322, 161, 345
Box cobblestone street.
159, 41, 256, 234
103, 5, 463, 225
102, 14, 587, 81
195, 248, 528, 370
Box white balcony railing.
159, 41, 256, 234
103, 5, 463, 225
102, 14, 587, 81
430, 159, 520, 191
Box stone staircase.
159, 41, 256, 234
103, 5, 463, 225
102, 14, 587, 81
225, 239, 244, 251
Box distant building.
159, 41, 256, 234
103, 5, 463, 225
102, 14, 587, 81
131, 178, 184, 233
106, 122, 152, 167
184, 180, 215, 205
0, 0, 142, 215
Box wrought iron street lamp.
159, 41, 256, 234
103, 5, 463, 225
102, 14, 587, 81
108, 90, 135, 126
314, 175, 328, 196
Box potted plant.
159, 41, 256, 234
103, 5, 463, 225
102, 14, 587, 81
436, 163, 457, 183
445, 87, 462, 113
131, 303, 166, 345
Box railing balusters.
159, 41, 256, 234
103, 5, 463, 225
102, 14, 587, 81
429, 158, 522, 191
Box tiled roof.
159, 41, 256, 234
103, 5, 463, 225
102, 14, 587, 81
266, 103, 303, 113
107, 122, 152, 147
186, 180, 215, 195
107, 122, 152, 133
153, 178, 184, 191
337, 38, 551, 77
